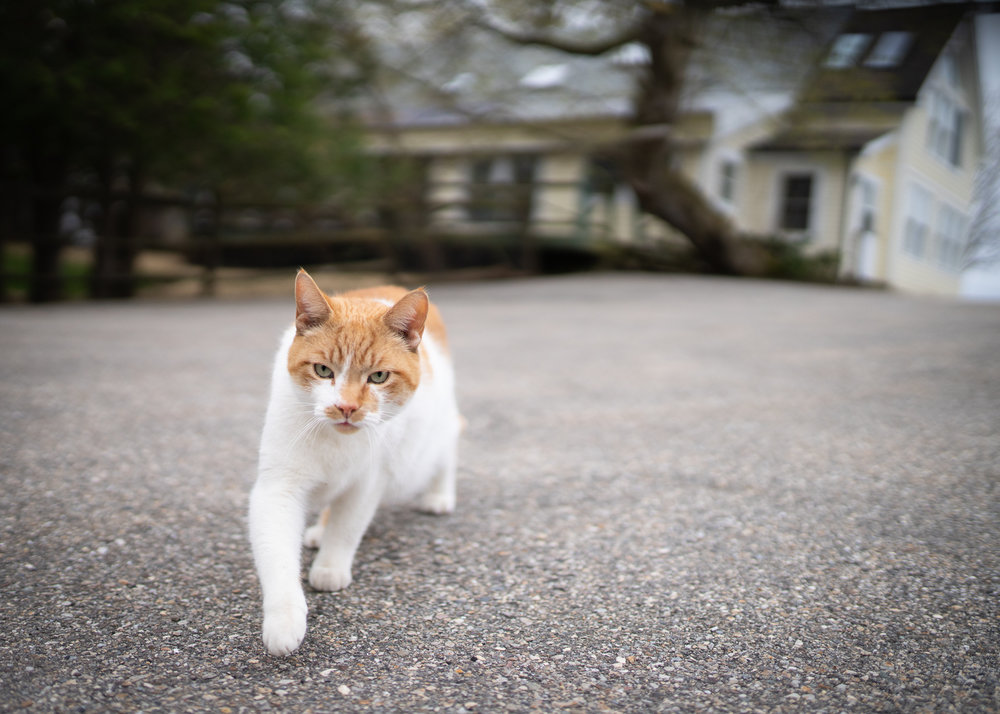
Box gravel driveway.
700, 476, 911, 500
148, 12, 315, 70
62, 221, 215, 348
1, 274, 998, 712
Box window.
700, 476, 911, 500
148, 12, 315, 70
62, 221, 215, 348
825, 34, 871, 68
854, 176, 877, 233
935, 204, 967, 271
718, 160, 738, 204
864, 32, 914, 68
902, 183, 933, 259
467, 155, 537, 222
779, 174, 814, 232
586, 156, 619, 199
927, 89, 965, 167
940, 54, 959, 88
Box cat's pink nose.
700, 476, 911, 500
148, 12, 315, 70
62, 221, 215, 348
337, 404, 358, 419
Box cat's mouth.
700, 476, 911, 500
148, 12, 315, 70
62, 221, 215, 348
332, 421, 360, 434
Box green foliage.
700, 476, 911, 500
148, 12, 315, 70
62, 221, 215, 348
2, 244, 91, 300
752, 238, 841, 283
0, 0, 374, 201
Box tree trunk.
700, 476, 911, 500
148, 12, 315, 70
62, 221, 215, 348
92, 159, 143, 299
28, 154, 66, 303
625, 6, 766, 275
515, 178, 538, 273
91, 156, 117, 298
0, 178, 16, 303
200, 190, 222, 298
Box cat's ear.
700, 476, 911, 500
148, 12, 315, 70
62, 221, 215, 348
294, 269, 331, 334
384, 289, 428, 351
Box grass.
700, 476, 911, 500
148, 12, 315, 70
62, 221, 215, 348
1, 243, 92, 301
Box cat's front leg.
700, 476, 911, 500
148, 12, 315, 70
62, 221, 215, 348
248, 477, 310, 656
309, 480, 383, 592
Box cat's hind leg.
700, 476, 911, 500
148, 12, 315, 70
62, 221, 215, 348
308, 481, 382, 592
416, 443, 457, 515
303, 505, 330, 549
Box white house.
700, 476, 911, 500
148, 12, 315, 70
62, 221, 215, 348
363, 4, 988, 296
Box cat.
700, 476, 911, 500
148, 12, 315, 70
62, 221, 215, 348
248, 270, 461, 656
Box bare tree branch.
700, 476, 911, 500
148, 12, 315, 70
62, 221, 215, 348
470, 15, 644, 56
965, 92, 1000, 268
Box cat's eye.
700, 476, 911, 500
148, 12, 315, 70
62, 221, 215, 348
314, 364, 333, 379
368, 371, 390, 384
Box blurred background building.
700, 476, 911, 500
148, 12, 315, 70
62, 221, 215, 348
362, 3, 992, 298
2, 2, 997, 301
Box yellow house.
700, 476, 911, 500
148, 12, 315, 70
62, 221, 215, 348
365, 5, 985, 295
742, 5, 984, 296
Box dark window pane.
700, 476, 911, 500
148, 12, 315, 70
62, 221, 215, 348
781, 174, 813, 231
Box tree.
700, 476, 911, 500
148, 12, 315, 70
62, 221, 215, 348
966, 92, 1000, 268
0, 0, 373, 300
358, 0, 824, 275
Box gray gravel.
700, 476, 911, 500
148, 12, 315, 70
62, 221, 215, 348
1, 273, 998, 713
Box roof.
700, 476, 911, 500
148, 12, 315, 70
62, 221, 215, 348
361, 7, 843, 133
361, 4, 972, 144
799, 4, 968, 104
751, 101, 910, 151
750, 4, 973, 152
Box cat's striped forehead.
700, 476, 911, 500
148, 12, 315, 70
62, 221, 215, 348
309, 300, 398, 370
339, 285, 449, 353
286, 291, 423, 397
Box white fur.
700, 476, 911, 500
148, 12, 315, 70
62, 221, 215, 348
310, 357, 351, 419
248, 324, 460, 656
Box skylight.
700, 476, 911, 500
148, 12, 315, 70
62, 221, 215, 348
864, 31, 914, 68
825, 33, 871, 68
519, 64, 569, 89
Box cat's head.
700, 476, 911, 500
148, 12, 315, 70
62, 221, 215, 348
287, 270, 427, 434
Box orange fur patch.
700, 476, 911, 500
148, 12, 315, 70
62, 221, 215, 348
343, 285, 450, 354
287, 276, 447, 426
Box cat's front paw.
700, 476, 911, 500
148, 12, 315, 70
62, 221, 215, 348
262, 602, 307, 656
309, 563, 352, 592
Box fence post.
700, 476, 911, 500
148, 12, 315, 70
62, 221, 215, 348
516, 181, 538, 273
200, 194, 222, 298
29, 184, 63, 303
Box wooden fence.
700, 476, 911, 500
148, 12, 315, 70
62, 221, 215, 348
1, 179, 615, 301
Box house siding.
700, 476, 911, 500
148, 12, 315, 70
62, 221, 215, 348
884, 24, 980, 296
850, 136, 899, 280
740, 151, 850, 254
361, 12, 983, 297
536, 154, 585, 238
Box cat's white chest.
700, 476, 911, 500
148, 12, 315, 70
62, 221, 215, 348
257, 324, 457, 499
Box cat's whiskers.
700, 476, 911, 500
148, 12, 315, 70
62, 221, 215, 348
278, 413, 326, 463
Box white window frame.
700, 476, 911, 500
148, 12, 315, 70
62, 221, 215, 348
825, 33, 871, 68
852, 174, 879, 234
924, 52, 966, 168
466, 154, 539, 223
926, 89, 965, 167
776, 171, 817, 240
713, 153, 742, 212
864, 31, 914, 68
940, 53, 960, 88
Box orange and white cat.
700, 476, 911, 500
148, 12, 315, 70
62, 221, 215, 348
248, 270, 460, 656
